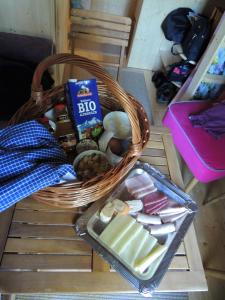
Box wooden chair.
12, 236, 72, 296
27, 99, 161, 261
163, 11, 225, 205
66, 8, 132, 80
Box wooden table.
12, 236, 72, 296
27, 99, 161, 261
0, 127, 207, 295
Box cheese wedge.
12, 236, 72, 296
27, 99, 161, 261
99, 215, 135, 248
112, 222, 143, 254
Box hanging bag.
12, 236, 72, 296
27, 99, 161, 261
161, 7, 193, 43
181, 15, 211, 64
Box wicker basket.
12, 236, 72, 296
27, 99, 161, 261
8, 53, 150, 208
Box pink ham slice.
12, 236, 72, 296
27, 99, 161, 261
144, 199, 168, 215
125, 173, 156, 198
132, 186, 157, 198
143, 191, 168, 214
143, 191, 167, 206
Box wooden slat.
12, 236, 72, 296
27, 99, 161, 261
176, 243, 185, 255
73, 48, 120, 66
146, 140, 164, 150
0, 207, 15, 263
184, 224, 205, 272
139, 156, 167, 166
13, 210, 78, 225
70, 32, 128, 46
169, 256, 189, 270
16, 197, 80, 212
71, 25, 130, 40
0, 271, 207, 293
4, 238, 91, 255
1, 254, 91, 271
71, 16, 131, 33
150, 126, 169, 135
71, 8, 132, 25
204, 73, 225, 84
162, 133, 184, 189
141, 148, 166, 158
92, 251, 110, 272
9, 223, 77, 239
119, 45, 125, 70
152, 165, 169, 175
149, 133, 163, 142
55, 0, 70, 84
111, 256, 189, 272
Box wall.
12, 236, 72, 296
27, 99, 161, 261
0, 0, 55, 41
127, 0, 210, 70
90, 0, 137, 18
73, 0, 138, 57
1, 0, 224, 72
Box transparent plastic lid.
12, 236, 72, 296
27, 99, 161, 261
76, 162, 197, 296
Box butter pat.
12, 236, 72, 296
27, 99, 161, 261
112, 199, 129, 215
126, 200, 143, 213
149, 223, 176, 235
99, 202, 115, 223
137, 213, 161, 225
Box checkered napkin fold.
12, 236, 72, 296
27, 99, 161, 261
0, 120, 76, 212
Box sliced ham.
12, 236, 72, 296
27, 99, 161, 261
149, 223, 176, 235
132, 186, 157, 198
143, 191, 168, 206
144, 199, 168, 215
158, 206, 187, 215
161, 210, 189, 223
143, 191, 168, 214
125, 173, 156, 198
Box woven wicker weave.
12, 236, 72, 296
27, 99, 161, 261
9, 54, 150, 208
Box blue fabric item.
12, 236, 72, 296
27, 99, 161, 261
0, 120, 76, 212
189, 102, 225, 138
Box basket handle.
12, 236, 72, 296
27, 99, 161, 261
31, 53, 143, 152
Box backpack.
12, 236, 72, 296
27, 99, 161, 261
151, 71, 178, 104
161, 8, 193, 43
181, 15, 211, 63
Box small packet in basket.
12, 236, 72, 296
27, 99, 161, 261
66, 79, 103, 141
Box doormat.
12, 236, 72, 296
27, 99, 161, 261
16, 292, 188, 300
105, 67, 153, 124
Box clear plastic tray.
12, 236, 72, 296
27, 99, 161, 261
76, 162, 197, 296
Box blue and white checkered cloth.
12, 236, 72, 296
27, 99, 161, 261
0, 120, 76, 212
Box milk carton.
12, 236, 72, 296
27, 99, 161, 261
66, 79, 103, 141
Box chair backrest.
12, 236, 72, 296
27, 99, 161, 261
69, 8, 132, 68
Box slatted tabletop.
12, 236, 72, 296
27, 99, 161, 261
0, 127, 207, 294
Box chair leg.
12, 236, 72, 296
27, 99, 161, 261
205, 268, 225, 281
203, 192, 225, 206
62, 39, 75, 83
117, 46, 125, 81
185, 177, 199, 193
